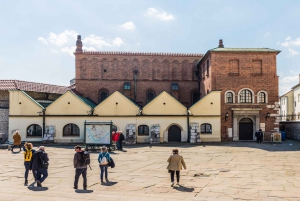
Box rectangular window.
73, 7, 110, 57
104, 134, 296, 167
207, 59, 210, 76
229, 59, 239, 74
201, 124, 212, 134
124, 82, 131, 90
171, 82, 179, 90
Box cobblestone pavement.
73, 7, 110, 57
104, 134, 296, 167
1, 140, 300, 201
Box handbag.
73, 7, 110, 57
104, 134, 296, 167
108, 157, 115, 168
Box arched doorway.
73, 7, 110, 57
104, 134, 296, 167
239, 118, 253, 140
168, 125, 181, 142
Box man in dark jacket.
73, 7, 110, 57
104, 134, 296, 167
73, 145, 87, 190
118, 131, 125, 151
255, 129, 263, 144
29, 146, 49, 187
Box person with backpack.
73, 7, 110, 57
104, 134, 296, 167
255, 129, 263, 143
167, 149, 186, 187
29, 146, 49, 187
23, 142, 35, 185
73, 145, 89, 190
117, 131, 125, 151
12, 130, 22, 152
98, 146, 110, 183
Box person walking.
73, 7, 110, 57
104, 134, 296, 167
23, 142, 35, 185
117, 131, 125, 151
256, 129, 263, 144
73, 145, 88, 190
29, 146, 49, 187
167, 149, 186, 187
98, 147, 110, 183
12, 130, 22, 152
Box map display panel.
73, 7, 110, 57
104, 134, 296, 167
85, 124, 111, 144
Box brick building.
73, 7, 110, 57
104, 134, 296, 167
74, 36, 280, 141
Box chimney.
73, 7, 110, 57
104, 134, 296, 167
218, 39, 224, 48
75, 35, 83, 53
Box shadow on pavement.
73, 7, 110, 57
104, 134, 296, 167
101, 181, 118, 186
27, 186, 49, 191
75, 189, 93, 193
173, 185, 194, 192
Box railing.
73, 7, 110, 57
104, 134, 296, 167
277, 114, 300, 121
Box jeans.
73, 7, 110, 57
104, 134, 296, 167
170, 170, 180, 183
116, 141, 120, 150
118, 141, 123, 150
100, 165, 108, 180
256, 137, 262, 143
35, 168, 48, 183
24, 162, 30, 181
74, 168, 87, 188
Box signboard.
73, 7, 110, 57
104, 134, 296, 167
43, 125, 55, 141
150, 124, 160, 144
190, 123, 200, 143
125, 124, 136, 144
84, 122, 112, 145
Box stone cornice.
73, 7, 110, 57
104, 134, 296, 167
74, 51, 203, 57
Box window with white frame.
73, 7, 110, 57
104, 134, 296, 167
239, 89, 252, 103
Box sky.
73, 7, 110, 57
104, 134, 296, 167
1, 0, 300, 96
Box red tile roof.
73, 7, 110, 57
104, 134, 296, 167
0, 80, 71, 94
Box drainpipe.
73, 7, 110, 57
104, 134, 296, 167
42, 109, 46, 135
187, 109, 190, 143
134, 70, 138, 102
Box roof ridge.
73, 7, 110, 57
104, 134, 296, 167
75, 51, 203, 57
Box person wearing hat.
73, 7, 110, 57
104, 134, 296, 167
73, 145, 88, 190
98, 146, 110, 183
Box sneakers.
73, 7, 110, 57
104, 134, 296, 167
83, 187, 87, 190
101, 180, 104, 183
171, 182, 174, 187
105, 178, 109, 182
73, 186, 78, 189
36, 180, 42, 187
24, 180, 28, 186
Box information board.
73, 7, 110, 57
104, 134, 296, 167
85, 124, 111, 145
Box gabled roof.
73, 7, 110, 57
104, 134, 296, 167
21, 91, 45, 109
280, 90, 293, 97
292, 83, 300, 90
0, 80, 70, 94
71, 91, 97, 108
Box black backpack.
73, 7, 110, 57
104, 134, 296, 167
80, 151, 91, 167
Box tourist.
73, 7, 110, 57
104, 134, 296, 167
98, 146, 110, 183
255, 129, 263, 144
167, 149, 186, 187
12, 130, 22, 152
23, 142, 35, 185
29, 146, 49, 187
117, 131, 125, 151
73, 145, 88, 190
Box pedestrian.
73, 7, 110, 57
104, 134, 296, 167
117, 131, 125, 151
115, 131, 121, 150
29, 146, 49, 187
112, 131, 118, 150
256, 129, 263, 144
167, 149, 186, 187
23, 142, 35, 185
98, 146, 110, 183
12, 130, 22, 152
73, 145, 88, 190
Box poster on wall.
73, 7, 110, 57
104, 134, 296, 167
273, 132, 281, 142
125, 124, 136, 144
85, 124, 111, 145
150, 124, 160, 144
43, 125, 55, 142
190, 123, 200, 143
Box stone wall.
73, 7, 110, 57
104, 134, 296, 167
279, 121, 300, 140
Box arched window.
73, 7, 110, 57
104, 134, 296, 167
146, 91, 155, 103
226, 92, 233, 103
63, 124, 80, 136
99, 90, 108, 103
239, 89, 252, 103
201, 123, 212, 134
138, 125, 149, 136
27, 124, 42, 136
192, 91, 200, 105
258, 92, 266, 103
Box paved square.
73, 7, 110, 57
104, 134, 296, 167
1, 141, 300, 200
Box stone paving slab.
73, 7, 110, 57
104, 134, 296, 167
1, 140, 300, 200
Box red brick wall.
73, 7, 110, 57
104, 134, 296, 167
199, 51, 279, 141
75, 52, 202, 106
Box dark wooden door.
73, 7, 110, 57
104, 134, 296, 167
168, 125, 181, 142
239, 118, 253, 140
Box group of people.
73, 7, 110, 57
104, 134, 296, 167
112, 131, 125, 151
13, 130, 187, 190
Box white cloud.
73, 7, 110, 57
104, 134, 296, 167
287, 48, 299, 57
51, 49, 58, 53
112, 37, 124, 46
83, 34, 112, 48
60, 46, 76, 56
48, 30, 78, 47
145, 8, 175, 21
120, 21, 135, 30
38, 37, 48, 45
279, 73, 299, 95
281, 37, 300, 47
